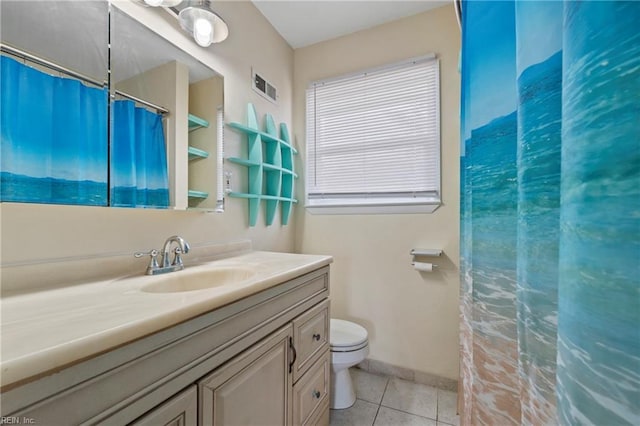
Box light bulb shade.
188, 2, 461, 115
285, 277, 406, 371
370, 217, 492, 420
178, 6, 229, 46
193, 17, 213, 47
143, 0, 183, 6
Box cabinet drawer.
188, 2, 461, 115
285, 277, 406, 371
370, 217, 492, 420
306, 398, 329, 426
292, 299, 329, 381
292, 353, 330, 426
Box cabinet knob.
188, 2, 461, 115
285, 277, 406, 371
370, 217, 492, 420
312, 390, 321, 399
313, 333, 321, 341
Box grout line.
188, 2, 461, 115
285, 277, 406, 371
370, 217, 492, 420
377, 378, 438, 422
372, 377, 391, 426
378, 405, 438, 422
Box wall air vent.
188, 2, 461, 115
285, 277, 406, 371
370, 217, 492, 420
252, 68, 278, 104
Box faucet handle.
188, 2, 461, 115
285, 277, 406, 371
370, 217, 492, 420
134, 249, 159, 259
172, 247, 184, 267
135, 249, 160, 274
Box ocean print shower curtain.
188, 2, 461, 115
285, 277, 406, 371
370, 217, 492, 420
459, 1, 639, 425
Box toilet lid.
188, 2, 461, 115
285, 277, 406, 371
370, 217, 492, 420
330, 319, 368, 348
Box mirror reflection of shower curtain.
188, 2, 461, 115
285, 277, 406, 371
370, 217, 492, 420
0, 56, 108, 205
110, 100, 169, 208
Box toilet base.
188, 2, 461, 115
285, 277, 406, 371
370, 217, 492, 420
330, 368, 356, 409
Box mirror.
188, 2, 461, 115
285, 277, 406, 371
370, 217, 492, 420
0, 0, 224, 211
111, 4, 224, 211
0, 0, 109, 206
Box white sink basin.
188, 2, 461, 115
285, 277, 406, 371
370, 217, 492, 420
140, 267, 257, 293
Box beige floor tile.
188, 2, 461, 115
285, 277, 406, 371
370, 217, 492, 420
381, 377, 438, 420
436, 390, 460, 425
373, 407, 437, 426
352, 368, 389, 404
330, 399, 379, 426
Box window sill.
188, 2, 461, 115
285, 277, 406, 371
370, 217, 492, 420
305, 202, 441, 215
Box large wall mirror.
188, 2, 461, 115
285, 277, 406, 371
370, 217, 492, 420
0, 0, 224, 211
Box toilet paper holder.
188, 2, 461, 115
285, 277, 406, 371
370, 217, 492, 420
410, 248, 442, 271
410, 249, 442, 257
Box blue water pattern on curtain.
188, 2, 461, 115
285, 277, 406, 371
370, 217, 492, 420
557, 2, 640, 425
515, 0, 563, 422
460, 1, 523, 424
515, 50, 562, 425
0, 56, 108, 205
111, 99, 169, 208
459, 0, 640, 424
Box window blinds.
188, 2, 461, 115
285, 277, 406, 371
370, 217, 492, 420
305, 55, 440, 209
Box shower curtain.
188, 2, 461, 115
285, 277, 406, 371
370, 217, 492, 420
111, 99, 169, 208
0, 56, 108, 205
459, 1, 639, 425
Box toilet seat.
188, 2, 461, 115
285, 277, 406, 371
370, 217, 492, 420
331, 341, 369, 353
330, 319, 368, 352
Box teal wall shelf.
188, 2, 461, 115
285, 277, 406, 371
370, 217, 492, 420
188, 190, 209, 199
188, 146, 210, 160
188, 113, 209, 131
227, 103, 298, 226
187, 113, 210, 205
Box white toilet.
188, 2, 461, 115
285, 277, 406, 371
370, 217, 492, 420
330, 319, 369, 409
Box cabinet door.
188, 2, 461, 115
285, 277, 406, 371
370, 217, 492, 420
130, 385, 197, 426
199, 326, 293, 426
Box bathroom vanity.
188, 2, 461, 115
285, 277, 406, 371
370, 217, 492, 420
0, 251, 332, 425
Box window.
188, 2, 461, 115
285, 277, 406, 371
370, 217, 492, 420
305, 55, 441, 214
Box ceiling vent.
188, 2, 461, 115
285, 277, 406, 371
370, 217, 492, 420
252, 68, 278, 104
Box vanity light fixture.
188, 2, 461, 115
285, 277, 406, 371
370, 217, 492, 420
178, 1, 229, 47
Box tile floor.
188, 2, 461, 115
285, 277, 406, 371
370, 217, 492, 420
329, 368, 460, 426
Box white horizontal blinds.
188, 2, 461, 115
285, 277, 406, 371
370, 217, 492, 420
306, 56, 440, 206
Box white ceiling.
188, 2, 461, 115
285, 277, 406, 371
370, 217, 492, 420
251, 0, 449, 49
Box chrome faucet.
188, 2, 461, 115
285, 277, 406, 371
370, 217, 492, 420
135, 235, 191, 275
161, 235, 190, 268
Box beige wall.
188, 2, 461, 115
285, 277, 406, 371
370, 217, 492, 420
292, 5, 461, 380
0, 0, 295, 264
188, 75, 225, 211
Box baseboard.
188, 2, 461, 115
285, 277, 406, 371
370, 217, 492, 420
357, 358, 458, 392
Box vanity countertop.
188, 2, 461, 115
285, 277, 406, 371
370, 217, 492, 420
0, 251, 332, 389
